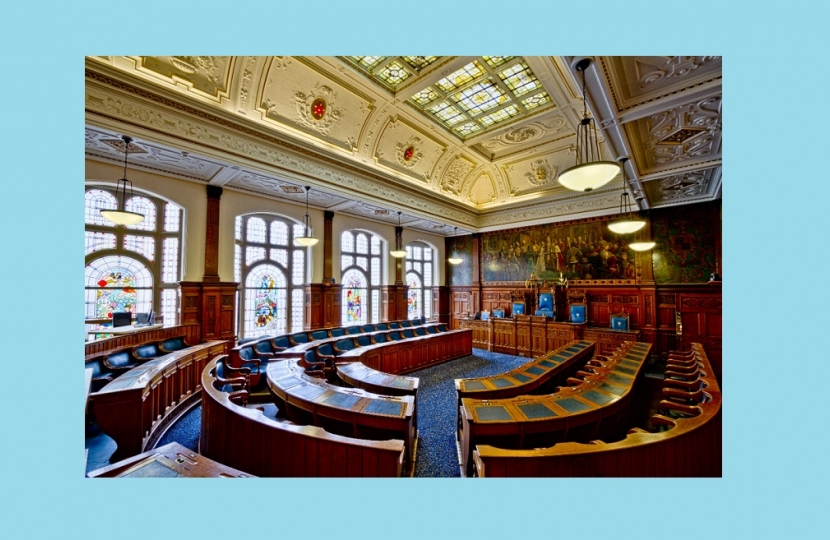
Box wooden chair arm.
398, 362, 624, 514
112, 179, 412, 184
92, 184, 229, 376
303, 369, 326, 379
101, 361, 135, 374
650, 414, 677, 428
227, 389, 249, 407
300, 358, 327, 370
666, 359, 701, 370
668, 350, 695, 358
316, 352, 337, 365
224, 365, 252, 378
664, 369, 700, 380
627, 427, 649, 434
663, 376, 702, 391
216, 375, 249, 390
256, 352, 275, 360
661, 387, 703, 404
239, 358, 261, 368
566, 377, 585, 386
658, 400, 701, 417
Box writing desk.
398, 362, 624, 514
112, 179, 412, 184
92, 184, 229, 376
87, 442, 254, 478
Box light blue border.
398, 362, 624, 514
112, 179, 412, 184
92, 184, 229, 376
4, 0, 826, 538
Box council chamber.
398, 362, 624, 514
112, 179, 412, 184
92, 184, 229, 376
84, 55, 721, 478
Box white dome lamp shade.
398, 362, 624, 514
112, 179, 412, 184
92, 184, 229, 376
295, 186, 319, 247
99, 135, 145, 226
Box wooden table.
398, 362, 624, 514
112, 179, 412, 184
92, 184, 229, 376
87, 442, 255, 478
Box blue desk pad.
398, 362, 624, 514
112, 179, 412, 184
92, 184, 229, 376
518, 402, 558, 419
475, 405, 513, 422
363, 399, 405, 417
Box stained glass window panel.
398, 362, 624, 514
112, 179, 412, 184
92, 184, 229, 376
125, 197, 157, 231
291, 289, 304, 332
483, 56, 514, 69
424, 261, 432, 286
164, 203, 181, 232
341, 231, 354, 253
371, 235, 381, 255
499, 62, 541, 97
270, 221, 289, 245
162, 238, 179, 283
402, 56, 438, 71
341, 269, 367, 325
371, 290, 379, 324
244, 264, 287, 338
478, 105, 521, 127
455, 122, 482, 137
85, 231, 116, 255
371, 258, 380, 284
246, 246, 266, 266
85, 256, 153, 319
124, 235, 155, 261
292, 250, 305, 285
409, 88, 439, 107
424, 293, 432, 319
246, 217, 267, 243
376, 61, 410, 86
435, 61, 485, 92
429, 101, 466, 126
85, 190, 117, 226
356, 234, 368, 254
406, 272, 422, 319
352, 56, 386, 69
453, 82, 509, 116
270, 248, 288, 267
162, 289, 178, 325
521, 92, 552, 110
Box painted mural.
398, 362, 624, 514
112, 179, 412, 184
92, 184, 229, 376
447, 235, 473, 286
652, 202, 718, 284
481, 220, 637, 283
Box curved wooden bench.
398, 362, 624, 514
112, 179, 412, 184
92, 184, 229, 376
458, 341, 651, 476
266, 358, 417, 473
92, 340, 227, 462
336, 362, 419, 397
473, 343, 720, 477
201, 358, 405, 477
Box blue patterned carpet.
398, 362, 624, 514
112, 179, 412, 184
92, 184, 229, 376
100, 348, 531, 477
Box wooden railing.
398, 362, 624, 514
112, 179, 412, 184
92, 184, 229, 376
85, 324, 200, 361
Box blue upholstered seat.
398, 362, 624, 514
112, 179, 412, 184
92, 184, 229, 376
376, 323, 388, 330
311, 330, 330, 340
415, 327, 426, 335
389, 331, 402, 341
254, 338, 276, 357
334, 339, 356, 354
512, 302, 525, 316
389, 322, 400, 329
401, 321, 412, 328
346, 326, 360, 335
570, 304, 587, 323
438, 324, 448, 332
330, 328, 346, 337
289, 332, 309, 345
535, 293, 554, 317
412, 318, 422, 326
133, 343, 160, 361
232, 344, 267, 392
373, 333, 387, 344
361, 324, 375, 332
611, 313, 630, 331
159, 337, 187, 353
356, 335, 372, 347
427, 326, 438, 334
403, 329, 414, 338
270, 335, 291, 351
104, 351, 141, 372
88, 359, 114, 392
492, 308, 505, 318
317, 343, 335, 356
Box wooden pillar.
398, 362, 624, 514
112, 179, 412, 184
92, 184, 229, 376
304, 210, 340, 330
323, 211, 334, 283
178, 185, 238, 344
472, 233, 482, 313
436, 285, 449, 323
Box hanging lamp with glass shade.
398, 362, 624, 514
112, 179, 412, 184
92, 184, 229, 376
558, 58, 620, 192
608, 158, 646, 234
100, 135, 145, 226
447, 227, 463, 265
390, 212, 407, 258
629, 240, 656, 252
295, 186, 319, 247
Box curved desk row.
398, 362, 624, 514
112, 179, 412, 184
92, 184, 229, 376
88, 442, 254, 478
473, 343, 721, 477
336, 362, 419, 397
267, 358, 417, 473
92, 340, 227, 462
201, 358, 406, 477
458, 341, 651, 476
455, 340, 596, 406
334, 328, 472, 376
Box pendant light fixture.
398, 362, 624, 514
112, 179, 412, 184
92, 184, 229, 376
295, 186, 319, 247
448, 227, 463, 265
558, 58, 620, 192
629, 240, 656, 252
100, 135, 145, 226
390, 211, 407, 258
608, 158, 646, 234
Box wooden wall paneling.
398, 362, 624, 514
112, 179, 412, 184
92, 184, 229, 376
323, 284, 342, 328
436, 286, 448, 323
304, 284, 323, 330
492, 318, 517, 355
515, 315, 532, 357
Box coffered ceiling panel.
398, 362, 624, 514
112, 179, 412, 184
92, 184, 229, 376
642, 166, 722, 207
256, 57, 374, 153
373, 117, 445, 182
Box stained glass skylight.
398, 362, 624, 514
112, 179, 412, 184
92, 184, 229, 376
344, 56, 441, 91
405, 56, 554, 139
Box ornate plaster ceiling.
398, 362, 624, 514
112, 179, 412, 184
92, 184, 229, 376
84, 56, 722, 235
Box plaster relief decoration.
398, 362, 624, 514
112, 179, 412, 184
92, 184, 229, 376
505, 126, 539, 143
139, 56, 232, 100
659, 172, 708, 200
440, 156, 476, 196
468, 173, 496, 206
644, 95, 722, 168
396, 136, 424, 169
374, 118, 444, 182
238, 57, 259, 114
475, 117, 569, 160
504, 150, 567, 198
292, 84, 342, 136
524, 158, 557, 187
636, 56, 720, 88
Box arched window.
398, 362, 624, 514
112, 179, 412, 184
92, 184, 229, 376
405, 241, 435, 320
236, 214, 307, 338
341, 230, 382, 325
84, 186, 183, 329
